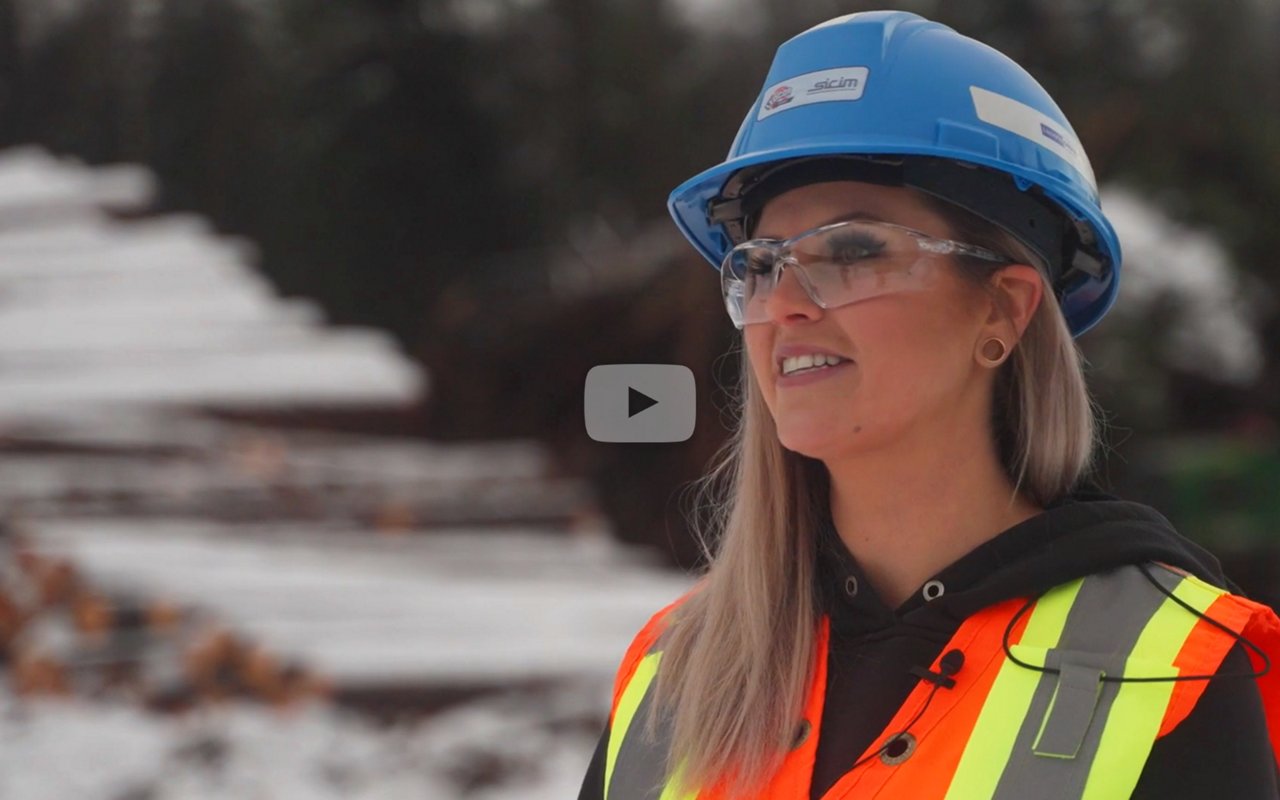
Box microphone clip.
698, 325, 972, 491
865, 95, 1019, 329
909, 649, 965, 690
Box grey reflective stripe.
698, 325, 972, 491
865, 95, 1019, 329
608, 650, 674, 800
989, 564, 1184, 799
1032, 662, 1104, 758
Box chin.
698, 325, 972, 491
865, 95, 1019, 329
776, 416, 893, 461
776, 424, 844, 460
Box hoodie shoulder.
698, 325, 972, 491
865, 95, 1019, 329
937, 491, 1235, 617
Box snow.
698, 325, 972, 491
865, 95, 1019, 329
0, 129, 693, 800
0, 148, 103, 211
1101, 185, 1264, 383
665, 0, 765, 35
6, 504, 674, 797
0, 335, 423, 412
0, 683, 609, 800
0, 146, 674, 798
0, 416, 596, 527
0, 443, 553, 497
0, 150, 425, 416
25, 518, 690, 685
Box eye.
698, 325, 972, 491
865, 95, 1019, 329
745, 251, 777, 275
825, 232, 886, 265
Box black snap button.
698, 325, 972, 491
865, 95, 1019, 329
940, 649, 965, 677
844, 575, 859, 598
880, 732, 917, 765
791, 719, 811, 749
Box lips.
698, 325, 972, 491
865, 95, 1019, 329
775, 357, 853, 388
782, 353, 845, 376
773, 343, 851, 375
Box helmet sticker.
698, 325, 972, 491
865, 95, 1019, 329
969, 86, 1098, 192
763, 85, 794, 112
757, 67, 870, 122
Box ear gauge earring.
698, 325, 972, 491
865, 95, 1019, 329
977, 337, 1009, 368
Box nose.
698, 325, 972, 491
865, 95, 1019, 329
763, 261, 824, 324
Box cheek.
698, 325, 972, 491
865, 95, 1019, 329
743, 327, 768, 361
847, 297, 976, 402
743, 328, 776, 396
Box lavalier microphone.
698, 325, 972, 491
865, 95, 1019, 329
909, 648, 965, 690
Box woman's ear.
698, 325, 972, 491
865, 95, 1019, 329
983, 263, 1044, 343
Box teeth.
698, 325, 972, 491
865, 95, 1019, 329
781, 353, 846, 376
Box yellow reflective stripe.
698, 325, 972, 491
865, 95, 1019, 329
657, 762, 698, 800
605, 652, 663, 800
944, 578, 1086, 800
1080, 573, 1226, 800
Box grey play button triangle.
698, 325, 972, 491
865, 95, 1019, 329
628, 386, 659, 418
585, 365, 696, 442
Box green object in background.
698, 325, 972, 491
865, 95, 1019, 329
1146, 436, 1280, 554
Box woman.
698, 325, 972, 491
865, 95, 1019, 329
578, 10, 1280, 800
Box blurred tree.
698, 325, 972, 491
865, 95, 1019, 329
9, 0, 133, 160
6, 0, 1280, 566
458, 0, 758, 257
146, 0, 270, 232
247, 0, 532, 344
7, 0, 535, 348
0, 0, 18, 145
142, 0, 534, 346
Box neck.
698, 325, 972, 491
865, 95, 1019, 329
825, 416, 1042, 609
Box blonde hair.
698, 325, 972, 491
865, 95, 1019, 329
644, 197, 1100, 798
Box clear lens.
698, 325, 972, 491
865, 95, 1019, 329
719, 219, 1003, 328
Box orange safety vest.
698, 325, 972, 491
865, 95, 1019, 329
603, 562, 1280, 799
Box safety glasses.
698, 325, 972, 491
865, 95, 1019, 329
720, 219, 1008, 328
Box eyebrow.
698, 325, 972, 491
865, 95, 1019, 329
754, 210, 886, 240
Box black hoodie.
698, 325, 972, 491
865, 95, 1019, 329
577, 490, 1279, 799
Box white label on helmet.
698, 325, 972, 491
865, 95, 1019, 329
970, 86, 1098, 192
757, 66, 870, 122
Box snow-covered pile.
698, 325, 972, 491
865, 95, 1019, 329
1100, 185, 1264, 384
0, 148, 424, 418
0, 680, 608, 800
0, 412, 594, 525
0, 147, 676, 796
26, 518, 692, 686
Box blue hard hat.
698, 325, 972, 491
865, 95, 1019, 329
667, 10, 1121, 336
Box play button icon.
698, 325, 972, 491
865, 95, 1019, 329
585, 364, 696, 443
629, 387, 659, 418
